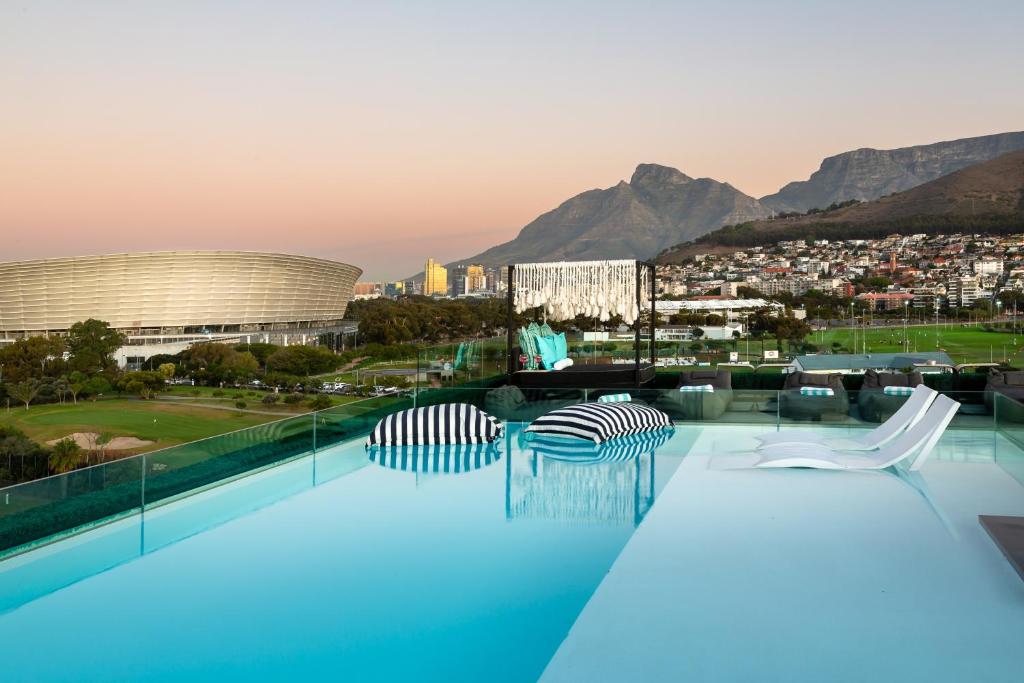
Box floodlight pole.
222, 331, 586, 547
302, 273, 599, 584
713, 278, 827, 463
506, 264, 515, 380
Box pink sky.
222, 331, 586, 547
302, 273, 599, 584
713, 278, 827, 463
2, 2, 1023, 280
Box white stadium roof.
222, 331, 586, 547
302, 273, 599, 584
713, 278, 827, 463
655, 298, 780, 312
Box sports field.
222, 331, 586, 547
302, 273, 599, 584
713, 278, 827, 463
814, 323, 1024, 365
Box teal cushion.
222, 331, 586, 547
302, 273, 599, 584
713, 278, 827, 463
535, 335, 560, 370
553, 332, 567, 361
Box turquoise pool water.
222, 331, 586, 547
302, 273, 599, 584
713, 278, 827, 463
0, 424, 691, 682
2, 422, 1024, 682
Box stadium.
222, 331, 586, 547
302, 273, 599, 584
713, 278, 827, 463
0, 251, 362, 366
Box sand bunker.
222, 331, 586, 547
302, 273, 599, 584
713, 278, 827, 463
47, 432, 154, 450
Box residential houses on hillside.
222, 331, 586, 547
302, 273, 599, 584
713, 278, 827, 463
657, 233, 1024, 311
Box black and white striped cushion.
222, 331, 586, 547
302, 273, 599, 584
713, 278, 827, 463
525, 402, 672, 444
527, 429, 673, 464
365, 403, 503, 447
368, 443, 500, 474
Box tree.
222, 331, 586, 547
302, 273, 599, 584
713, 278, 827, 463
773, 316, 813, 351
66, 319, 126, 375
49, 438, 83, 474
307, 394, 332, 410
157, 363, 177, 381
266, 346, 340, 377
736, 286, 764, 299
0, 336, 65, 384
9, 381, 41, 410
67, 371, 87, 405
117, 371, 165, 399
863, 276, 893, 290
0, 425, 50, 483
81, 376, 112, 400
180, 343, 259, 385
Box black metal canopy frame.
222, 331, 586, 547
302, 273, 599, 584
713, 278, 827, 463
505, 260, 658, 388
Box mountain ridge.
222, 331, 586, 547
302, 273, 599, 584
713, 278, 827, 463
657, 149, 1024, 263
759, 131, 1024, 213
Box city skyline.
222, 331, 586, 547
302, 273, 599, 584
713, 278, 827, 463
3, 1, 1023, 280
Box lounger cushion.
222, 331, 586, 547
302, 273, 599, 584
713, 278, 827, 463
525, 402, 673, 444
365, 403, 503, 447
1002, 371, 1024, 386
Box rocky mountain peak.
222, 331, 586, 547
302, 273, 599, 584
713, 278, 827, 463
630, 163, 693, 188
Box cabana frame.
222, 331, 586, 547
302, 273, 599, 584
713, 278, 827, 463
505, 260, 658, 388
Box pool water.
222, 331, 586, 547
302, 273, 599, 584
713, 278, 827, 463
2, 422, 1024, 682
0, 424, 691, 682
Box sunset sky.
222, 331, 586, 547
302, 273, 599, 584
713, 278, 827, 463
2, 1, 1022, 280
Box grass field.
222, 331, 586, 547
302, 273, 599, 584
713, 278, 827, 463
814, 324, 1024, 365
564, 324, 1024, 367
0, 399, 284, 453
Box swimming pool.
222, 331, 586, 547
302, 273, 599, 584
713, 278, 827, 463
1, 422, 1022, 681
0, 423, 691, 682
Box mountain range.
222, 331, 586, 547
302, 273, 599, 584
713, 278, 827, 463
435, 130, 1024, 274
760, 131, 1024, 213
658, 149, 1024, 263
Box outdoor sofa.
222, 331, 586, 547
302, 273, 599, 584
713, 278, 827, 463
778, 371, 849, 421
857, 369, 925, 423
655, 369, 733, 421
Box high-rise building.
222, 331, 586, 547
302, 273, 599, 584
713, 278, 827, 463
948, 275, 981, 307
424, 258, 448, 297
466, 264, 486, 293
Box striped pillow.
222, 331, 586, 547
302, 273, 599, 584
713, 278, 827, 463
883, 385, 915, 396
598, 393, 631, 403
799, 386, 835, 397
365, 404, 503, 447
525, 402, 673, 444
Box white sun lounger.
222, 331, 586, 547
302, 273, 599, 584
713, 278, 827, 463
754, 384, 937, 451
753, 394, 960, 471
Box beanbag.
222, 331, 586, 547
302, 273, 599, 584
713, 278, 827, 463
365, 403, 502, 447
525, 402, 672, 444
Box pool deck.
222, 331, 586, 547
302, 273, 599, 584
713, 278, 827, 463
541, 426, 1024, 682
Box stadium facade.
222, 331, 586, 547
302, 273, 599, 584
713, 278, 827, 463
0, 251, 362, 367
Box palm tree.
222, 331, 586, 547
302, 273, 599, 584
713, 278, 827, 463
49, 438, 83, 474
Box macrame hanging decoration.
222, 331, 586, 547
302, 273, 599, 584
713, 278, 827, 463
513, 260, 648, 326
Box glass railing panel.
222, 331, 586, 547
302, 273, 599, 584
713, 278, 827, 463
142, 414, 315, 509
314, 394, 415, 450
993, 392, 1024, 487
0, 457, 143, 555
